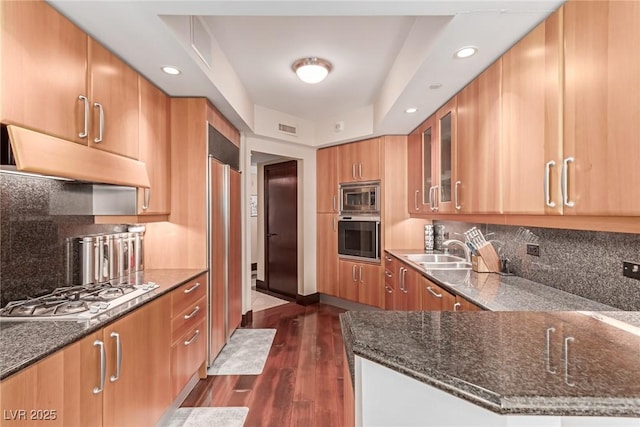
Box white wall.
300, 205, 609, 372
242, 135, 317, 303
250, 168, 258, 268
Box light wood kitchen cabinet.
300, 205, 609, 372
317, 213, 339, 297
338, 260, 383, 308
138, 76, 170, 215
397, 265, 422, 311
501, 10, 563, 215
433, 98, 458, 214
228, 170, 242, 337
317, 146, 339, 213
456, 60, 503, 214
407, 130, 425, 214
171, 318, 206, 399
1, 0, 88, 144
102, 294, 171, 427
87, 38, 139, 159
338, 137, 381, 183
454, 295, 483, 312
0, 331, 103, 427
421, 278, 456, 311
383, 253, 398, 310
563, 0, 640, 216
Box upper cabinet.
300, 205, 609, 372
338, 137, 381, 183
501, 10, 562, 215
563, 0, 640, 216
138, 76, 170, 215
434, 98, 458, 214
88, 38, 140, 159
1, 0, 88, 144
407, 119, 430, 214
317, 146, 339, 213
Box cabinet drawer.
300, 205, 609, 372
171, 319, 206, 398
172, 273, 207, 317
172, 295, 206, 344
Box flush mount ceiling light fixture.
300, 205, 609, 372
161, 65, 181, 75
405, 107, 418, 114
292, 57, 332, 84
454, 46, 478, 59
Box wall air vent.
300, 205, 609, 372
190, 16, 212, 69
278, 123, 298, 136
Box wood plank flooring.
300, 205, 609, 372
181, 303, 346, 427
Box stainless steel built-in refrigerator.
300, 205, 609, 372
207, 125, 242, 366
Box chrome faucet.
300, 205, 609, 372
442, 239, 471, 263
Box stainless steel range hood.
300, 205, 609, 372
1, 125, 150, 188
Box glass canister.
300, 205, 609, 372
424, 224, 434, 251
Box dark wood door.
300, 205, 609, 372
265, 161, 298, 298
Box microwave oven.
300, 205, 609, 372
339, 181, 380, 215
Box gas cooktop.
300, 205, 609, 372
0, 282, 159, 321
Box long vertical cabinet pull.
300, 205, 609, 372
332, 195, 337, 212
545, 327, 557, 374
93, 102, 104, 143
352, 265, 357, 282
563, 337, 575, 387
109, 332, 122, 382
352, 164, 356, 180
432, 185, 439, 212
561, 157, 575, 207
333, 216, 337, 232
400, 268, 408, 294
78, 95, 89, 139
358, 163, 363, 179
414, 190, 420, 211
454, 181, 462, 210
359, 266, 363, 283
93, 340, 106, 394
142, 188, 151, 210
544, 161, 556, 208
428, 187, 435, 211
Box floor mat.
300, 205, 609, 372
165, 407, 248, 427
207, 328, 276, 375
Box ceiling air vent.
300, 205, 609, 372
278, 123, 297, 136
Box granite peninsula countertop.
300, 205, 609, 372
385, 249, 618, 312
340, 310, 640, 417
0, 269, 206, 380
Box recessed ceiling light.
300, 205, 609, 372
405, 108, 418, 114
455, 46, 478, 59
292, 57, 332, 84
161, 65, 181, 75
429, 83, 443, 90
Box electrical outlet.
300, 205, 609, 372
526, 244, 540, 257
623, 262, 640, 281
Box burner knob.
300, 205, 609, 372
147, 281, 156, 286
89, 304, 100, 314
99, 302, 109, 310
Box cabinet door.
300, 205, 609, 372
228, 169, 242, 335
407, 131, 423, 214
564, 0, 640, 215
338, 138, 381, 183
455, 296, 483, 312
457, 60, 503, 214
435, 98, 457, 213
502, 11, 562, 214
401, 267, 422, 311
103, 295, 171, 427
0, 331, 102, 427
317, 213, 339, 296
338, 260, 359, 302
317, 147, 339, 213
421, 279, 455, 311
1, 0, 87, 144
357, 263, 383, 308
138, 76, 170, 214
88, 38, 139, 159
171, 319, 206, 399
383, 254, 397, 310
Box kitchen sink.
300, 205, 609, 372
418, 261, 472, 270
405, 254, 465, 263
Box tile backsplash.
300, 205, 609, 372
436, 221, 640, 311
0, 174, 125, 307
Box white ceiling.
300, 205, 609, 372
48, 0, 565, 146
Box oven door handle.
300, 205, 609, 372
374, 221, 381, 261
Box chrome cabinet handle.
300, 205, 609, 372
352, 164, 356, 179
352, 265, 357, 282
384, 270, 393, 278
561, 157, 575, 207
358, 163, 363, 179
454, 180, 462, 210
401, 268, 408, 293
544, 161, 556, 208
433, 185, 439, 211
563, 336, 575, 386
184, 329, 200, 346
359, 266, 363, 283
428, 186, 434, 210
545, 327, 557, 374
332, 195, 337, 212
142, 188, 151, 210
78, 95, 89, 138
333, 216, 337, 232
93, 340, 106, 394
93, 102, 104, 143
385, 285, 393, 294
184, 305, 200, 320
385, 255, 393, 262
109, 332, 122, 382
414, 190, 420, 211
184, 282, 201, 294
453, 302, 461, 311
426, 286, 442, 298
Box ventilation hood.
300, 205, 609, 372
1, 125, 150, 188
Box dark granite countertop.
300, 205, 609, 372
385, 249, 617, 311
340, 310, 640, 417
0, 269, 206, 380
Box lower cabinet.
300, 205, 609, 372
339, 260, 383, 308
383, 254, 398, 310
317, 213, 339, 297
421, 278, 456, 311
0, 295, 172, 427
397, 265, 422, 311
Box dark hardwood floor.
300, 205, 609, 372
182, 303, 346, 427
